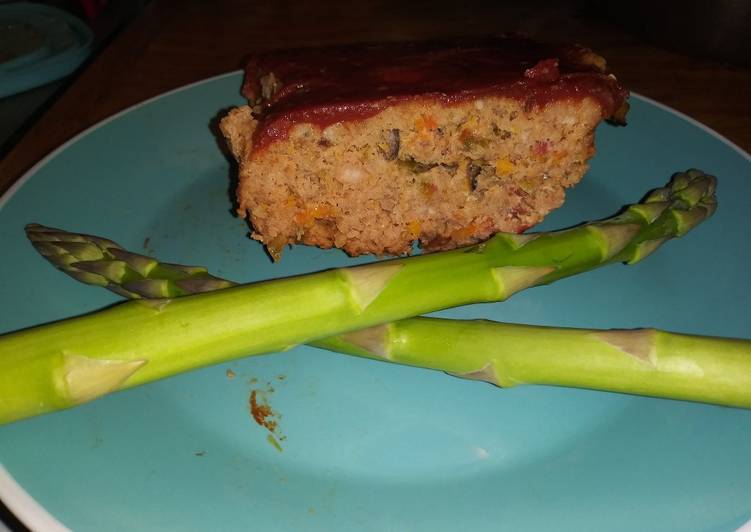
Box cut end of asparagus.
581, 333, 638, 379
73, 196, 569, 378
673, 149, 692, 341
61, 353, 147, 404
594, 329, 656, 365
341, 262, 403, 312
491, 265, 555, 299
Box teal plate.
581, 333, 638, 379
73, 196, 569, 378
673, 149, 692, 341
0, 73, 750, 531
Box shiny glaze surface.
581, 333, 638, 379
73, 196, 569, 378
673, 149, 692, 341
242, 39, 629, 149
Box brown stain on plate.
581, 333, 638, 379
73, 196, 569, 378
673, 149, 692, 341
249, 389, 278, 432
248, 376, 288, 451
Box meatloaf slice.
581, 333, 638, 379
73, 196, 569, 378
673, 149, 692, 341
221, 38, 628, 258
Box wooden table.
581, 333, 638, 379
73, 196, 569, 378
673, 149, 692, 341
1, 0, 749, 195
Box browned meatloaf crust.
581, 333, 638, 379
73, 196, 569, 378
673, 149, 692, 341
221, 38, 628, 258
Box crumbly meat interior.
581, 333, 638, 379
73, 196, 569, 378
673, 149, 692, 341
221, 97, 603, 257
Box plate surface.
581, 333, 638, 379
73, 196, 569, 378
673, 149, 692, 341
0, 73, 750, 532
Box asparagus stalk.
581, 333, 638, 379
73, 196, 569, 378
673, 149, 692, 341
317, 320, 751, 409
25, 170, 751, 410
1, 170, 718, 424
28, 227, 751, 410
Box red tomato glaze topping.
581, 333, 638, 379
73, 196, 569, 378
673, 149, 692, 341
242, 38, 629, 150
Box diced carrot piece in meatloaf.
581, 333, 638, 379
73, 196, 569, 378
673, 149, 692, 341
221, 38, 628, 258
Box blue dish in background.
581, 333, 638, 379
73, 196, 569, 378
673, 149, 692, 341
0, 2, 93, 98
0, 73, 749, 531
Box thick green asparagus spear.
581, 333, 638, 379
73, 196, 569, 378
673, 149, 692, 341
26, 176, 751, 410
1, 170, 717, 424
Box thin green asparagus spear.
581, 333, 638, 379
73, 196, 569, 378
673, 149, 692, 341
1, 170, 717, 424
317, 320, 751, 409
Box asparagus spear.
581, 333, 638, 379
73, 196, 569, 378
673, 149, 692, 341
320, 319, 751, 409
1, 170, 718, 424
26, 183, 751, 410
